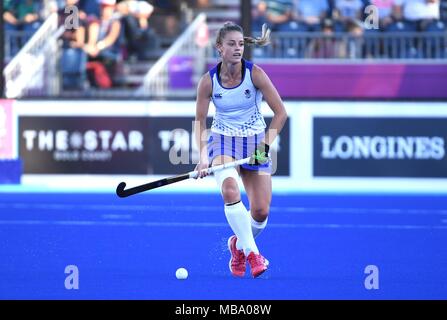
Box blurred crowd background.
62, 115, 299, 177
2, 0, 447, 98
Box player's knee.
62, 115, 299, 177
221, 178, 240, 203
251, 206, 269, 222
215, 167, 240, 203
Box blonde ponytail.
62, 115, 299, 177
244, 24, 271, 47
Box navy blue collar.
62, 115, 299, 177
216, 59, 246, 90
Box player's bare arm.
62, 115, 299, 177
194, 73, 212, 178
251, 64, 287, 147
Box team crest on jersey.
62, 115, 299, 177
214, 93, 223, 99
244, 89, 251, 99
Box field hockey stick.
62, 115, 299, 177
116, 157, 252, 198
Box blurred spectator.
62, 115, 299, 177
442, 0, 447, 21
395, 0, 440, 21
185, 0, 209, 8
295, 0, 330, 31
4, 0, 43, 58
365, 0, 401, 30
84, 0, 122, 88
253, 0, 295, 32
151, 0, 182, 36
392, 0, 444, 59
117, 0, 157, 60
333, 0, 364, 31
79, 0, 101, 22
345, 19, 365, 58
306, 19, 345, 57
393, 0, 441, 30
59, 0, 87, 90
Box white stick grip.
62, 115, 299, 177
189, 157, 251, 179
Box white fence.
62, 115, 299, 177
3, 13, 62, 99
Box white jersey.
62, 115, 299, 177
209, 60, 266, 137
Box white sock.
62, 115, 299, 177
250, 213, 268, 239
224, 201, 259, 256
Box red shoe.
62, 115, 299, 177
227, 235, 246, 277
247, 252, 268, 278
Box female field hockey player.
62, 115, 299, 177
194, 22, 287, 278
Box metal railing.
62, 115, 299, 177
135, 13, 208, 98
205, 30, 447, 61
3, 13, 63, 99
